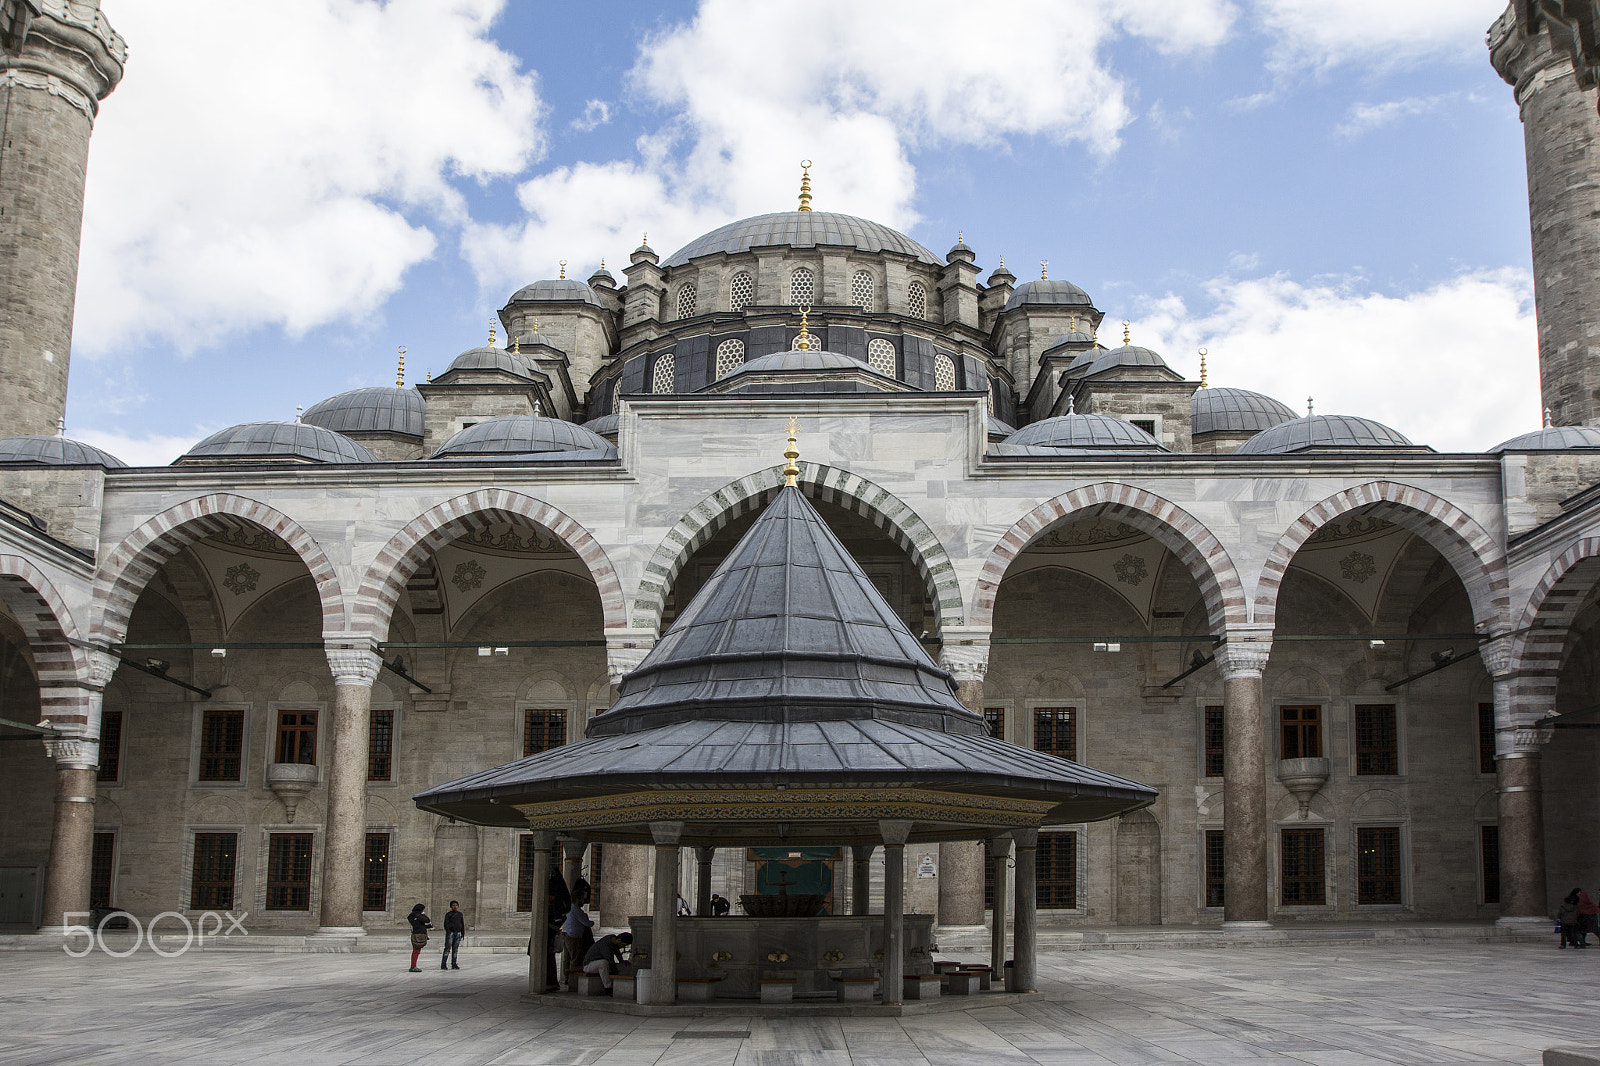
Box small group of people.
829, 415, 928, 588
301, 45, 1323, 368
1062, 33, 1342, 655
1557, 888, 1600, 948
405, 901, 467, 972
561, 875, 633, 990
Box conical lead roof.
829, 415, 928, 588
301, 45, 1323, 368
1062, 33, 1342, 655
590, 485, 979, 737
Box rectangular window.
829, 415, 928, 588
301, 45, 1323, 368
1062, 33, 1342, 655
1280, 827, 1326, 905
97, 710, 123, 783
1204, 830, 1226, 908
190, 832, 237, 910
1280, 705, 1322, 760
983, 706, 1005, 740
1357, 826, 1402, 905
1354, 704, 1398, 775
368, 709, 393, 782
1481, 825, 1501, 904
90, 832, 116, 910
589, 843, 603, 902
523, 709, 567, 756
364, 832, 390, 911
198, 710, 244, 782
1479, 703, 1497, 775
516, 835, 537, 912
1203, 705, 1224, 777
984, 848, 995, 910
1033, 707, 1077, 761
1130, 418, 1157, 437
275, 710, 317, 765
1037, 832, 1077, 909
265, 833, 314, 910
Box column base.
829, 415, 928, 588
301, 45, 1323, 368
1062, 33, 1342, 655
1221, 920, 1273, 931
935, 924, 988, 935
1495, 915, 1550, 927
310, 926, 367, 938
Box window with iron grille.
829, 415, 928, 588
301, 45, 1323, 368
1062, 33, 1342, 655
1280, 705, 1321, 759
933, 353, 957, 391
1478, 702, 1496, 774
1481, 825, 1500, 904
198, 710, 244, 782
523, 709, 567, 756
790, 267, 814, 305
983, 706, 1005, 740
276, 710, 317, 765
1033, 707, 1076, 761
364, 832, 390, 911
867, 338, 896, 377
652, 353, 675, 394
1203, 705, 1224, 777
907, 280, 927, 319
715, 338, 745, 378
190, 832, 237, 910
266, 833, 314, 910
1354, 704, 1398, 774
850, 270, 873, 308
1357, 825, 1402, 904
676, 283, 697, 318
983, 847, 996, 910
97, 710, 122, 783
516, 835, 537, 911
91, 832, 115, 910
1130, 418, 1157, 437
368, 709, 393, 782
589, 842, 603, 901
729, 272, 754, 312
1037, 832, 1077, 908
1204, 830, 1225, 908
1280, 827, 1325, 905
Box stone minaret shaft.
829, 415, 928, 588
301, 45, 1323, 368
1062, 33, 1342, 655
0, 1, 123, 438
1492, 4, 1600, 427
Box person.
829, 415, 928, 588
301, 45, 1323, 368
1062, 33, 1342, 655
581, 931, 634, 990
562, 881, 595, 987
406, 903, 432, 972
1580, 889, 1599, 947
440, 900, 465, 970
545, 868, 571, 992
710, 893, 730, 917
676, 893, 692, 917
1559, 890, 1582, 948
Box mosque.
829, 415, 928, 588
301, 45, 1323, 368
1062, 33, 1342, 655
1, 0, 1599, 960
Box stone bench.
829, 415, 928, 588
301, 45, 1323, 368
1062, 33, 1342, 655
835, 976, 877, 1003
958, 964, 993, 991
611, 974, 638, 1001
759, 978, 798, 1004
573, 972, 610, 997
943, 970, 980, 996
676, 977, 719, 1003
903, 974, 942, 1000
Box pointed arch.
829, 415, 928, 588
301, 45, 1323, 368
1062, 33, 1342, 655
0, 555, 89, 726
633, 464, 962, 635
1507, 537, 1600, 712
971, 483, 1247, 632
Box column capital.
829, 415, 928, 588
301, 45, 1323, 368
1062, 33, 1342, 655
1502, 718, 1555, 756
525, 829, 556, 850
81, 648, 119, 690
1011, 826, 1039, 848
42, 733, 97, 769
649, 820, 683, 847
324, 644, 382, 687
986, 834, 1014, 860
694, 845, 716, 862
939, 643, 989, 682
1478, 634, 1516, 678
878, 819, 913, 847
605, 627, 656, 685
1216, 626, 1274, 679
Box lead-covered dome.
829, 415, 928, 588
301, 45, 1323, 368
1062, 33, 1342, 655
663, 211, 942, 268
1235, 414, 1416, 454
1192, 387, 1298, 436
1491, 425, 1600, 451
302, 387, 425, 438
430, 416, 613, 459
702, 348, 902, 395
0, 435, 126, 467
1003, 413, 1166, 450
180, 422, 376, 464
1003, 279, 1093, 312
444, 343, 540, 380
508, 278, 603, 308
1083, 344, 1169, 377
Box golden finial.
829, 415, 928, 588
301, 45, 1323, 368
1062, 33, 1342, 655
1041, 260, 1048, 280
1198, 348, 1208, 388
1069, 314, 1079, 334
511, 335, 520, 355
798, 159, 813, 212
396, 345, 407, 387
1121, 320, 1130, 346
998, 255, 1006, 270
559, 259, 567, 280
642, 232, 648, 247
426, 368, 432, 382
600, 257, 606, 270
783, 417, 801, 487
957, 230, 963, 243
488, 320, 497, 347
796, 305, 812, 350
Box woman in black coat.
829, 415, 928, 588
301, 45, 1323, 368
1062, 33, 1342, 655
407, 903, 433, 972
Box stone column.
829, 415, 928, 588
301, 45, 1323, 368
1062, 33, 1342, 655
879, 820, 912, 1006
596, 841, 649, 930
316, 645, 382, 935
939, 631, 990, 927
852, 844, 874, 915
1011, 827, 1038, 993
561, 834, 586, 892
525, 830, 555, 995
649, 821, 683, 1004
1217, 630, 1273, 928
1487, 643, 1553, 924
988, 834, 1014, 979
39, 650, 115, 933
694, 846, 715, 916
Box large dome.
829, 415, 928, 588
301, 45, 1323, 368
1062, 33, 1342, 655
1003, 279, 1093, 312
1235, 414, 1416, 454
180, 422, 376, 464
431, 416, 613, 459
0, 435, 126, 467
1003, 413, 1166, 450
508, 278, 603, 308
663, 211, 942, 268
302, 387, 425, 438
1491, 425, 1600, 451
1192, 387, 1298, 436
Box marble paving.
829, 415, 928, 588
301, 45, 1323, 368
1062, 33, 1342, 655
2, 941, 1599, 1065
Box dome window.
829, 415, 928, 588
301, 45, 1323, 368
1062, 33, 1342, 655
729, 271, 754, 312
791, 267, 814, 305
676, 283, 698, 319
850, 270, 874, 309
652, 353, 676, 394
867, 338, 896, 377
716, 338, 746, 378
933, 352, 957, 391
907, 280, 927, 320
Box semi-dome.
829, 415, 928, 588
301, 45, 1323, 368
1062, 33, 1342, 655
1003, 279, 1093, 312
444, 343, 540, 380
430, 416, 613, 459
581, 413, 619, 440
663, 211, 942, 268
729, 349, 874, 375
1491, 425, 1600, 451
0, 435, 126, 467
1192, 387, 1299, 436
180, 422, 376, 464
1235, 414, 1416, 455
302, 387, 425, 438
704, 347, 902, 395
1003, 413, 1166, 450
1083, 344, 1169, 377
507, 278, 603, 308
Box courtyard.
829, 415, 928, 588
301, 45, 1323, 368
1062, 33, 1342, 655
2, 940, 1599, 1065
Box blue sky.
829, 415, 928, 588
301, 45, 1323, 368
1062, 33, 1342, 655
68, 0, 1532, 462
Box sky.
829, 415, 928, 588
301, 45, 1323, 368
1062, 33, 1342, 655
66, 0, 1534, 463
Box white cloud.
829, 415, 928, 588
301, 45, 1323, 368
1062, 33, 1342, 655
571, 99, 612, 132
1335, 93, 1457, 138
77, 0, 544, 355
1253, 0, 1508, 71
72, 429, 204, 467
1133, 268, 1539, 452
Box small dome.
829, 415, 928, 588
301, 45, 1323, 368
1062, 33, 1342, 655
508, 278, 603, 308
431, 416, 613, 459
1192, 387, 1299, 436
1235, 414, 1416, 455
1003, 279, 1093, 312
302, 387, 425, 438
663, 211, 942, 268
1084, 344, 1169, 377
1491, 425, 1600, 451
708, 348, 899, 395
588, 263, 616, 288
987, 416, 1016, 442
729, 349, 874, 375
444, 344, 540, 381
582, 413, 619, 440
181, 422, 376, 464
1003, 413, 1166, 450
0, 435, 126, 467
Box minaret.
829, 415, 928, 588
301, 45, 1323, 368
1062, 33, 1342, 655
0, 1, 125, 438
1491, 4, 1600, 426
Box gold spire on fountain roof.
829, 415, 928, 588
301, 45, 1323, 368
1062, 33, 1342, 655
1041, 260, 1048, 280
783, 417, 801, 487
559, 259, 567, 280
1122, 320, 1131, 346
798, 159, 813, 212
1198, 348, 1208, 388
396, 345, 407, 387
487, 320, 497, 347
796, 305, 813, 350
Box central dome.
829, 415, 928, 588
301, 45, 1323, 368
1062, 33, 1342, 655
663, 211, 942, 268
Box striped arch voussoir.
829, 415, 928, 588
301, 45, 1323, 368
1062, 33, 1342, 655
0, 555, 91, 726
1509, 537, 1600, 685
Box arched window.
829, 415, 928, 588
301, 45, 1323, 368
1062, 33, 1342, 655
652, 353, 675, 393
933, 352, 956, 391
907, 280, 927, 320
792, 331, 818, 350
867, 338, 896, 377
715, 338, 745, 378
729, 272, 754, 312
790, 267, 814, 305
850, 270, 874, 309
612, 379, 621, 410
676, 284, 698, 319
